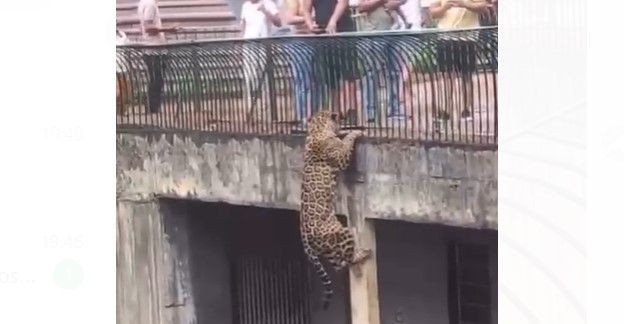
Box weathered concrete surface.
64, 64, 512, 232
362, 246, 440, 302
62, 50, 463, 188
117, 131, 497, 229
116, 199, 196, 324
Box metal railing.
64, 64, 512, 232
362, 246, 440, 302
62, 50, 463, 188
116, 27, 497, 145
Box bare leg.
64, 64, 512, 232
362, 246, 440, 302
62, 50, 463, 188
460, 72, 473, 117
331, 87, 342, 116
440, 70, 454, 119
401, 63, 413, 116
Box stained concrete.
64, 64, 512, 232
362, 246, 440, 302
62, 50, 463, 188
117, 131, 497, 229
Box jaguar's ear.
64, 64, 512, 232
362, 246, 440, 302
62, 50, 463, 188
330, 111, 339, 121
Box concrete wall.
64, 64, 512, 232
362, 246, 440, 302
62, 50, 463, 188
116, 130, 497, 324
117, 131, 497, 230
375, 221, 498, 324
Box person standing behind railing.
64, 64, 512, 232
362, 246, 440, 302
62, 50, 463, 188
427, 0, 488, 124
117, 30, 131, 116
240, 0, 282, 115
241, 0, 282, 38
137, 0, 179, 114
282, 0, 316, 132
399, 0, 428, 29
479, 0, 497, 26
302, 0, 359, 120
356, 0, 407, 124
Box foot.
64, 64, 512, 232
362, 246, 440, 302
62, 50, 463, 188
350, 249, 371, 278
352, 248, 372, 265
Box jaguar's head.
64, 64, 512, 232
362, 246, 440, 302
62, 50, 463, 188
307, 110, 340, 138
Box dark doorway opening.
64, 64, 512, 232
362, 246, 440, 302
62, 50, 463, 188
164, 200, 351, 324
375, 220, 497, 324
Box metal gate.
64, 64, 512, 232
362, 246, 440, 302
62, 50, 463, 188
235, 255, 311, 324
231, 213, 311, 324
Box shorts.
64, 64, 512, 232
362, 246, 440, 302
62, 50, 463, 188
436, 39, 477, 74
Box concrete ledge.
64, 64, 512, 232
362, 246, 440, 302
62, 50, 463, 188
117, 131, 497, 229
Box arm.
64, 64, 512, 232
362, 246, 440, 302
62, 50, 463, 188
384, 0, 406, 11
264, 11, 283, 27
420, 7, 432, 26
326, 0, 348, 33
260, 2, 283, 27
284, 12, 306, 25
357, 0, 385, 13
320, 131, 362, 170
428, 1, 454, 19
457, 0, 488, 13
302, 0, 316, 30
283, 4, 306, 24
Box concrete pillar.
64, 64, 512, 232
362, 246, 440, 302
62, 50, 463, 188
349, 219, 380, 324
116, 199, 196, 324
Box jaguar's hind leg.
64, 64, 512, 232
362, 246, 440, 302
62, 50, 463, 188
327, 251, 349, 272
351, 247, 372, 265
336, 228, 372, 271
344, 227, 372, 265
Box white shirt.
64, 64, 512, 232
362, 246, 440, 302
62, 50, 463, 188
241, 0, 279, 38
137, 0, 165, 43
400, 0, 423, 30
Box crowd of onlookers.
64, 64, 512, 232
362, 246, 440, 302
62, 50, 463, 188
239, 0, 498, 38
117, 0, 498, 130
116, 0, 497, 45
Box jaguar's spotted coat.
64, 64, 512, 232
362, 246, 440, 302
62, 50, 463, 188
299, 110, 371, 310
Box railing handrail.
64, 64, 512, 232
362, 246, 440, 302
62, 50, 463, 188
118, 26, 497, 48
117, 28, 498, 146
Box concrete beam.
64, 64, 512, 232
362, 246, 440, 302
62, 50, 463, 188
117, 132, 497, 229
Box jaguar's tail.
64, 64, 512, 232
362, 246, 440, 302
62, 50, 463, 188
302, 234, 333, 310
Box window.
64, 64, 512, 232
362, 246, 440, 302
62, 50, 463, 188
448, 242, 492, 324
